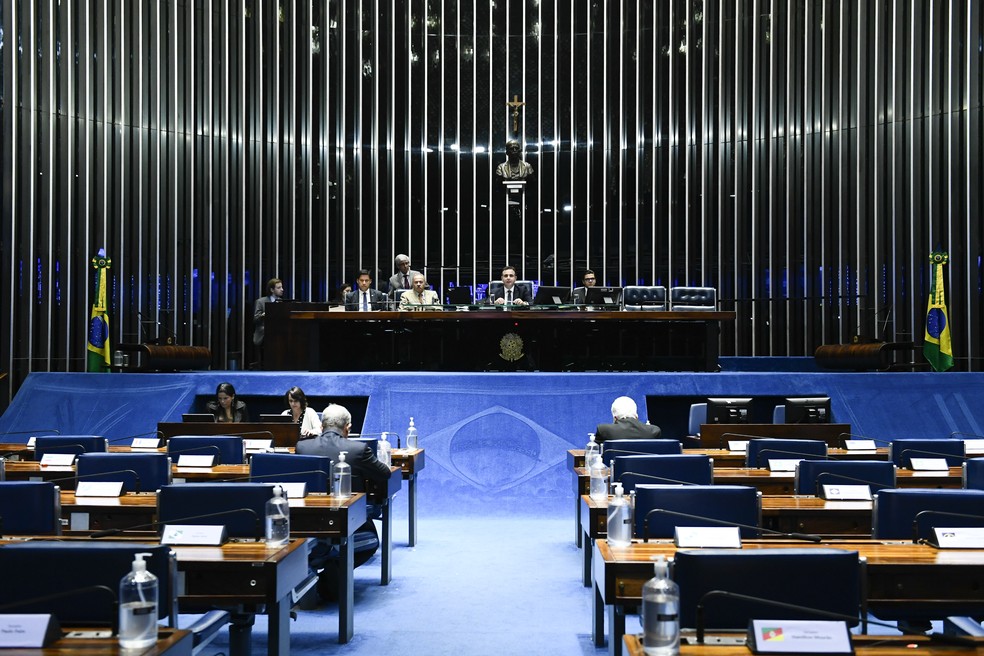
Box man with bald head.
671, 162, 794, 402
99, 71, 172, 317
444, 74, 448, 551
594, 396, 662, 444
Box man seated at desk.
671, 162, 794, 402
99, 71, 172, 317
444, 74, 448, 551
572, 269, 596, 304
345, 269, 388, 311
399, 273, 442, 311
487, 265, 531, 306
595, 396, 661, 443
297, 403, 391, 600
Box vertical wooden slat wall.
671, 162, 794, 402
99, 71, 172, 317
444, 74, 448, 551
0, 0, 982, 401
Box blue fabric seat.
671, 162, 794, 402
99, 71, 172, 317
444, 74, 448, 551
688, 403, 707, 436
622, 286, 667, 311
872, 488, 984, 540
795, 460, 896, 496
76, 452, 172, 493
669, 286, 716, 311
889, 438, 965, 468
633, 484, 761, 540
601, 439, 682, 461
0, 481, 61, 534
745, 438, 827, 468
250, 452, 332, 493
167, 435, 245, 465
157, 483, 275, 539
34, 435, 108, 460
965, 458, 984, 490
611, 454, 713, 492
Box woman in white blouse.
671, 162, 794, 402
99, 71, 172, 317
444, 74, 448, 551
282, 386, 323, 436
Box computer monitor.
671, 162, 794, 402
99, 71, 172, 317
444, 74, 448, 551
259, 414, 294, 423
532, 286, 573, 305
584, 286, 622, 306
784, 397, 832, 424
705, 397, 753, 424
182, 413, 216, 423
446, 286, 473, 305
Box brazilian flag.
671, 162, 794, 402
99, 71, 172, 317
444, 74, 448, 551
923, 251, 954, 372
86, 249, 112, 372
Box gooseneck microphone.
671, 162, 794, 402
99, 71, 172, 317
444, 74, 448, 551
217, 469, 330, 488
752, 448, 827, 468
0, 584, 119, 633
617, 472, 701, 486
837, 432, 893, 448
898, 448, 966, 467
48, 469, 143, 493
601, 449, 676, 458
641, 508, 821, 543
107, 430, 165, 445
90, 507, 261, 539
911, 510, 984, 544
168, 445, 222, 460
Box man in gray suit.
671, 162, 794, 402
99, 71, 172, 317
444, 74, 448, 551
595, 396, 662, 444
387, 254, 421, 294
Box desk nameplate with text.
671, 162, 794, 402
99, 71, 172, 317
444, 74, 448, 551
39, 453, 76, 466
964, 440, 984, 455
844, 440, 876, 451
728, 441, 748, 452
748, 620, 853, 655
75, 481, 124, 497
131, 437, 161, 448
932, 527, 984, 549
674, 526, 742, 549
909, 458, 949, 471
162, 524, 228, 546
0, 614, 62, 648
176, 454, 216, 467
244, 439, 274, 452
767, 459, 801, 472
820, 484, 872, 501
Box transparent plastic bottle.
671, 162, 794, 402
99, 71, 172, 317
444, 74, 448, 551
264, 485, 290, 548
642, 555, 680, 656
589, 455, 609, 501
606, 482, 633, 546
118, 552, 158, 649
333, 451, 352, 498
406, 417, 418, 449
585, 433, 600, 468
377, 432, 392, 467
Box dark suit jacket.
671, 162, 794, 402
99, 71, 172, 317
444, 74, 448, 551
594, 417, 662, 444
345, 288, 389, 311
294, 429, 390, 491
487, 284, 533, 305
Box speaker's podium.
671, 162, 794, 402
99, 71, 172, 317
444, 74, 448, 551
502, 179, 526, 195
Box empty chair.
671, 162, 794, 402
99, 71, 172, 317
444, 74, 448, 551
611, 454, 713, 492
674, 548, 863, 630
167, 435, 245, 465
633, 484, 761, 540
872, 488, 984, 540
688, 403, 707, 436
0, 481, 61, 535
669, 286, 717, 311
745, 438, 827, 468
772, 405, 786, 423
250, 452, 332, 493
621, 285, 667, 311
964, 458, 984, 490
795, 460, 897, 496
34, 435, 108, 460
76, 452, 172, 493
157, 482, 276, 539
601, 439, 682, 460
889, 438, 965, 468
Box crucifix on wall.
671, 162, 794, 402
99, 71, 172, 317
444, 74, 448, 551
507, 95, 525, 135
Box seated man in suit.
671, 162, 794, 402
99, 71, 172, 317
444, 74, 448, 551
595, 396, 662, 443
399, 273, 442, 311
345, 269, 389, 311
572, 269, 597, 304
487, 265, 532, 306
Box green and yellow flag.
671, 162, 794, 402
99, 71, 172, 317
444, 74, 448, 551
86, 249, 112, 372
923, 250, 954, 372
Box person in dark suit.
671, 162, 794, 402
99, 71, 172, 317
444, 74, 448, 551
345, 269, 388, 311
595, 396, 661, 443
572, 269, 597, 304
252, 277, 283, 360
387, 253, 422, 294
487, 265, 532, 306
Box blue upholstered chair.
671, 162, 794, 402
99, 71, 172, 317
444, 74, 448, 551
964, 458, 984, 490
622, 286, 667, 311
0, 481, 61, 535
487, 280, 533, 302
745, 438, 827, 468
673, 548, 863, 630
772, 405, 786, 423
601, 439, 682, 460
872, 488, 984, 540
688, 403, 707, 436
633, 484, 761, 540
889, 438, 965, 468
157, 483, 275, 539
669, 286, 717, 311
34, 435, 108, 460
250, 452, 332, 493
795, 460, 897, 496
76, 452, 172, 493
611, 454, 713, 492
167, 435, 245, 465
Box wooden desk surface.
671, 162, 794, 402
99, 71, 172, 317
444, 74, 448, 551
5, 627, 193, 655
568, 447, 891, 469
623, 634, 984, 656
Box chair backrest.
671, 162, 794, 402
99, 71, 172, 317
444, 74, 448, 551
633, 485, 761, 539
157, 483, 275, 538
964, 458, 984, 490
889, 438, 965, 468
622, 286, 667, 311
688, 403, 707, 436
76, 452, 172, 493
670, 286, 716, 311
795, 459, 897, 496
673, 548, 862, 629
0, 481, 61, 535
772, 405, 786, 423
601, 439, 682, 459
0, 542, 176, 626
167, 435, 245, 465
487, 280, 533, 300
34, 435, 108, 460
872, 488, 984, 540
250, 452, 332, 493
612, 455, 713, 492
745, 438, 827, 468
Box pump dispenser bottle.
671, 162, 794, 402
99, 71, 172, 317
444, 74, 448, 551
118, 552, 158, 649
265, 485, 290, 547
333, 451, 351, 497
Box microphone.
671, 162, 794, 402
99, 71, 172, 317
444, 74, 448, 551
0, 584, 119, 633
641, 508, 821, 543
168, 445, 222, 461
949, 431, 984, 440
108, 430, 164, 445
90, 507, 261, 539
36, 443, 89, 459
616, 472, 700, 486
898, 448, 966, 467
216, 469, 330, 488
911, 510, 984, 544
47, 469, 143, 493
0, 428, 61, 437
719, 432, 775, 449
752, 449, 827, 469
814, 472, 892, 496
837, 432, 893, 448
600, 449, 673, 458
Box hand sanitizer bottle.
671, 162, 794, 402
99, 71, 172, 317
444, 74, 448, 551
265, 485, 290, 547
406, 417, 418, 449
642, 555, 680, 656
589, 455, 609, 501
377, 432, 392, 467
607, 482, 633, 546
119, 552, 158, 649
333, 451, 351, 498
585, 433, 600, 468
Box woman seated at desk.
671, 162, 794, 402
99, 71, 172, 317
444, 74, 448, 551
206, 381, 250, 423
282, 386, 322, 436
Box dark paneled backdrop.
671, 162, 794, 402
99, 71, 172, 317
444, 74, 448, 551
1, 0, 982, 401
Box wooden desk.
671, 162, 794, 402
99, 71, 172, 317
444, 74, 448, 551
5, 627, 193, 655
594, 539, 984, 656
623, 634, 984, 656
157, 422, 301, 448
394, 448, 426, 546
698, 423, 853, 448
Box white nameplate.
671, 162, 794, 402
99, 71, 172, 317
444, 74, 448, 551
910, 457, 949, 471
748, 620, 852, 654
844, 439, 876, 451
963, 440, 984, 455
933, 527, 984, 549
0, 614, 62, 648
767, 459, 802, 472
727, 441, 748, 452
272, 482, 308, 498
177, 454, 216, 467
820, 484, 872, 501
674, 526, 742, 548
131, 437, 161, 448
161, 524, 228, 546
40, 453, 76, 466
75, 481, 125, 497
244, 439, 274, 451
27, 437, 37, 447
